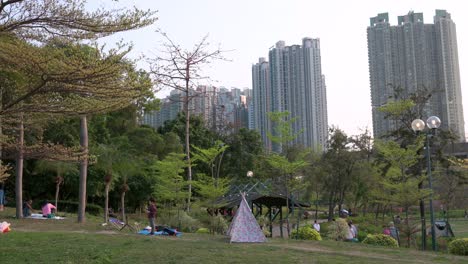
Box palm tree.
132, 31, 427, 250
35, 160, 78, 212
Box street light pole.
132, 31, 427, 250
411, 116, 441, 252
426, 130, 437, 251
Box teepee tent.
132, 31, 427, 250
227, 193, 266, 243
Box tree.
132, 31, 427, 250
223, 128, 264, 179
436, 156, 468, 221
93, 142, 120, 223
264, 111, 309, 235
321, 127, 361, 221
150, 33, 227, 211
377, 87, 459, 249
151, 152, 188, 230
34, 160, 78, 211
192, 173, 230, 234
191, 140, 228, 184
373, 138, 431, 248
1, 0, 156, 222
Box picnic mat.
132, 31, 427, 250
26, 213, 65, 220
138, 228, 182, 237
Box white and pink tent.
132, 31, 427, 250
227, 193, 266, 243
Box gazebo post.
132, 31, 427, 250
269, 205, 273, 237
280, 206, 284, 238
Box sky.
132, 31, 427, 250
90, 0, 468, 137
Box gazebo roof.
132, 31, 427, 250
216, 180, 310, 209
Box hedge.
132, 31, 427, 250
448, 238, 468, 256
362, 234, 398, 248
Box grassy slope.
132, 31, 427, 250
1, 207, 467, 264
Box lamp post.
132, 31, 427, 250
411, 116, 441, 251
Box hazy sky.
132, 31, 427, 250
91, 0, 468, 137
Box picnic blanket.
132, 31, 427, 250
26, 213, 65, 220
138, 227, 182, 237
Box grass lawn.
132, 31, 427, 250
451, 219, 468, 237
1, 207, 467, 263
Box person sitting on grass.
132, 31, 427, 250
23, 199, 34, 217
346, 221, 358, 242
41, 200, 56, 218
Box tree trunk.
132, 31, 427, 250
327, 190, 335, 221
375, 203, 380, 223
55, 174, 62, 212
419, 198, 427, 250
120, 190, 126, 221
104, 181, 110, 223
285, 177, 290, 237
78, 115, 88, 223
314, 191, 319, 220
215, 150, 225, 187
15, 117, 24, 219
184, 85, 192, 212
0, 101, 3, 212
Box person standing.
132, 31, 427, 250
388, 221, 400, 246
0, 187, 4, 211
147, 198, 157, 235
313, 220, 321, 233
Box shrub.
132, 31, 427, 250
291, 226, 322, 241
196, 227, 209, 234
357, 223, 381, 242
448, 238, 468, 256
209, 215, 228, 235
327, 218, 350, 241
157, 210, 201, 233
362, 234, 398, 248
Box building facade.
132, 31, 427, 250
252, 38, 328, 152
142, 86, 253, 134
368, 10, 465, 141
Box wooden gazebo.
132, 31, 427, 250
215, 180, 309, 238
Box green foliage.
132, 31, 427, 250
157, 210, 200, 233
0, 163, 12, 184
372, 139, 431, 211
193, 174, 231, 206
209, 215, 229, 235
196, 227, 210, 234
362, 234, 399, 248
291, 226, 322, 241
448, 238, 468, 256
327, 218, 350, 241
356, 223, 381, 242
158, 113, 217, 149
191, 140, 228, 179
378, 99, 415, 117
267, 111, 302, 146
223, 128, 263, 179
151, 152, 188, 205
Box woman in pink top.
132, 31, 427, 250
42, 201, 56, 217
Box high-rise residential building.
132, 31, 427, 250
142, 86, 253, 134
252, 57, 271, 150
368, 10, 465, 141
252, 38, 328, 152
